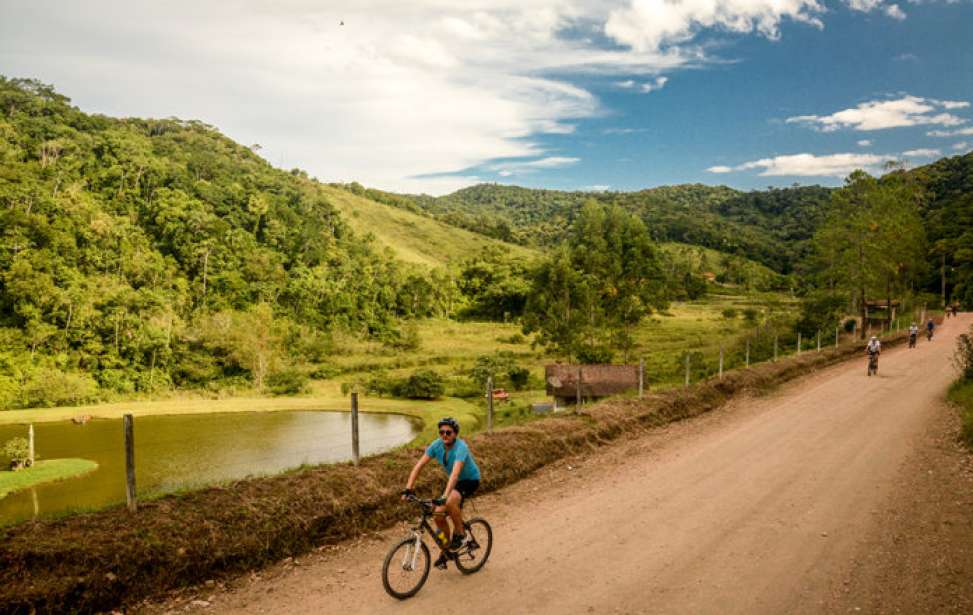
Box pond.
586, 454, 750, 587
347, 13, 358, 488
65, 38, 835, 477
0, 410, 421, 526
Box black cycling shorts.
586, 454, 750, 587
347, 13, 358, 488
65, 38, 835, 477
454, 479, 479, 506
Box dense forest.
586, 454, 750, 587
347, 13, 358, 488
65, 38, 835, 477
0, 78, 426, 408
351, 181, 832, 275
362, 161, 969, 300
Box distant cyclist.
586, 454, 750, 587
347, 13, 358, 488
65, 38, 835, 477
926, 318, 935, 340
909, 322, 918, 348
402, 417, 481, 569
867, 335, 881, 356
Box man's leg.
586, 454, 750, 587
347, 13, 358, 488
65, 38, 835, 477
445, 490, 465, 548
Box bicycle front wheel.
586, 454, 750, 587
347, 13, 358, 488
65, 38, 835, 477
382, 536, 431, 599
454, 517, 493, 574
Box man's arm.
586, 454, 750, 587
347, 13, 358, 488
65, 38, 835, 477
443, 461, 464, 499
405, 454, 432, 491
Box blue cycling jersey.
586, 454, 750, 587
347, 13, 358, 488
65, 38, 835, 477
425, 438, 481, 481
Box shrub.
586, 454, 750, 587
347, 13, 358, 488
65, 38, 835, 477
380, 323, 421, 352
266, 369, 310, 395
23, 369, 99, 407
742, 307, 759, 322
954, 331, 973, 381
2, 437, 31, 470
395, 369, 445, 399
575, 344, 614, 364
507, 367, 530, 390
497, 333, 526, 344
843, 318, 857, 333
721, 307, 738, 319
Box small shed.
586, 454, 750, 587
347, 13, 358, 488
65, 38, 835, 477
545, 364, 640, 406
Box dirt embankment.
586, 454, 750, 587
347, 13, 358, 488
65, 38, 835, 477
0, 331, 918, 614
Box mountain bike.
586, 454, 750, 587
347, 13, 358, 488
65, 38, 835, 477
382, 493, 493, 599
867, 351, 878, 376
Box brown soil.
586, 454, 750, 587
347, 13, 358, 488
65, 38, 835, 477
139, 314, 973, 615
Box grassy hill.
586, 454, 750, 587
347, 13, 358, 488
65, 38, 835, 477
321, 185, 538, 268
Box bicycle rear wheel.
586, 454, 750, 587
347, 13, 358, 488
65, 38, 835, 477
454, 517, 493, 574
382, 537, 431, 599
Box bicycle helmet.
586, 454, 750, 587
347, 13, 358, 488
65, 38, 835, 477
437, 417, 460, 434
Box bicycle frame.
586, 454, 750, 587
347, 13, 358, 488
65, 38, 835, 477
403, 502, 451, 570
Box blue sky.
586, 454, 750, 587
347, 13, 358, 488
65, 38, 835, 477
1, 1, 972, 194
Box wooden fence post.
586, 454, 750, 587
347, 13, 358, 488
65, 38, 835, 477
486, 376, 494, 433
774, 335, 778, 361
797, 332, 802, 355
745, 339, 750, 369
638, 358, 644, 400
28, 424, 35, 466
835, 326, 839, 350
718, 344, 724, 380
351, 392, 360, 466
123, 414, 136, 513
576, 367, 583, 409
817, 330, 821, 352
684, 354, 690, 387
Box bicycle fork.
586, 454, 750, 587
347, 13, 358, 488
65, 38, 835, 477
401, 532, 423, 572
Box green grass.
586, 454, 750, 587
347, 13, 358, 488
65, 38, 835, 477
948, 379, 973, 449
321, 185, 539, 267
0, 459, 98, 498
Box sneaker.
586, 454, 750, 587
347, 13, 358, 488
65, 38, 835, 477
434, 553, 448, 570
448, 533, 466, 551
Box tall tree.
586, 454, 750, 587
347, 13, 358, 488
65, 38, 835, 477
523, 201, 668, 361
813, 170, 925, 337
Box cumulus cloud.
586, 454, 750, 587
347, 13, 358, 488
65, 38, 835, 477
928, 126, 973, 137
604, 0, 825, 53
844, 0, 907, 18
857, 139, 873, 147
787, 96, 969, 132
714, 153, 890, 176
901, 148, 941, 157
954, 142, 970, 151
640, 76, 669, 93
884, 4, 907, 18
0, 1, 844, 193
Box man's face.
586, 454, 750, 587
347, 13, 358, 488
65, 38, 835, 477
439, 426, 456, 444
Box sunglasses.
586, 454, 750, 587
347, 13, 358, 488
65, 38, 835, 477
438, 429, 454, 436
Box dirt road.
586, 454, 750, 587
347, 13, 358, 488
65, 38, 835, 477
151, 314, 973, 615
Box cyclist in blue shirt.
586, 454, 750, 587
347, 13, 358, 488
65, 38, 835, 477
403, 417, 481, 568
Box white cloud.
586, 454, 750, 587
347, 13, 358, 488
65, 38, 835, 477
928, 127, 973, 137
954, 142, 970, 151
708, 152, 895, 176
615, 79, 636, 88
603, 127, 647, 135
0, 1, 841, 194
489, 156, 581, 175
787, 96, 969, 132
844, 0, 907, 18
857, 139, 873, 147
604, 0, 825, 53
901, 148, 941, 157
586, 185, 611, 191
640, 76, 669, 93
884, 4, 907, 19
846, 0, 884, 10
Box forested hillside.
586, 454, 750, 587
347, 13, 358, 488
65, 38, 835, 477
905, 152, 973, 306
0, 78, 422, 408
375, 182, 831, 275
